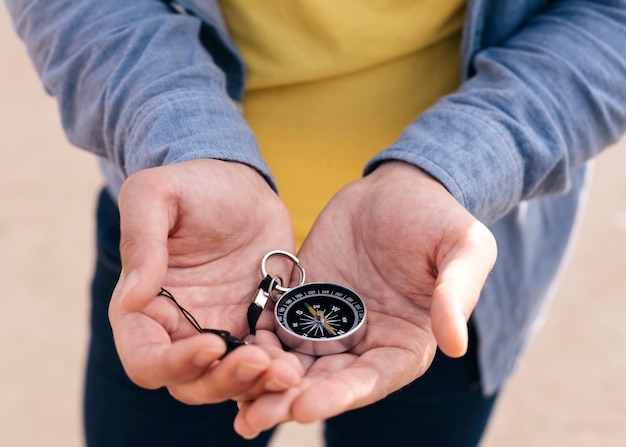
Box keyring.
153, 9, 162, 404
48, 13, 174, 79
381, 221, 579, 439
260, 250, 306, 294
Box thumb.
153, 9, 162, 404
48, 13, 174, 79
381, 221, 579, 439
430, 227, 497, 358
116, 174, 171, 312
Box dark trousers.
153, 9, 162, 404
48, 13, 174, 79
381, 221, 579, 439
84, 189, 498, 447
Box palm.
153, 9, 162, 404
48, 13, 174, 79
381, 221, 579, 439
234, 162, 497, 436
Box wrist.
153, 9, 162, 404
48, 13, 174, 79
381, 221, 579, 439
364, 160, 446, 190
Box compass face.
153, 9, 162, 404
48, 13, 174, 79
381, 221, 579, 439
274, 282, 366, 355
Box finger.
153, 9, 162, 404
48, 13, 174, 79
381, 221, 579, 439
234, 387, 302, 439
230, 331, 304, 402
234, 401, 264, 440
431, 224, 497, 357
293, 368, 378, 422
167, 345, 276, 404
237, 354, 370, 433
116, 318, 228, 390
117, 171, 171, 312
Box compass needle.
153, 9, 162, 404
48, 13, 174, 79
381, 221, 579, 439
305, 302, 318, 318
322, 317, 337, 336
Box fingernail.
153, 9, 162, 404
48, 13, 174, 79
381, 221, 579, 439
193, 347, 223, 367
242, 432, 260, 440
265, 376, 290, 392
118, 270, 140, 311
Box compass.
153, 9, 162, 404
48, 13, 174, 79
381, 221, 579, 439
274, 282, 367, 356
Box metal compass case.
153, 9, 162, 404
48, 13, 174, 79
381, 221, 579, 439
274, 281, 367, 355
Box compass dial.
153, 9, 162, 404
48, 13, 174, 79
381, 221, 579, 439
274, 282, 366, 355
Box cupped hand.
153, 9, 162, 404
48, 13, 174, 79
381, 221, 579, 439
108, 159, 303, 405
234, 161, 497, 437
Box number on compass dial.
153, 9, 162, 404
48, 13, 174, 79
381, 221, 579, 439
274, 283, 367, 356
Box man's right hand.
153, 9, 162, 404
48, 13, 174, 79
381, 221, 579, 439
108, 159, 303, 405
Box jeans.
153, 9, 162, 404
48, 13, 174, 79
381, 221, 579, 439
84, 189, 498, 447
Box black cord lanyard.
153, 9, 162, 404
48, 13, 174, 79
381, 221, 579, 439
157, 275, 276, 356
158, 288, 247, 355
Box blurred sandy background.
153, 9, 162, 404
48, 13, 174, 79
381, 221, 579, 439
1, 5, 625, 446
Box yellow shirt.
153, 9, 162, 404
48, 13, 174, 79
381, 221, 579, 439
219, 1, 465, 245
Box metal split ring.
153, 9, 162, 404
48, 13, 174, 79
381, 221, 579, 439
261, 250, 306, 293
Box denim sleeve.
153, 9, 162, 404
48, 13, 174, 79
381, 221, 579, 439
5, 0, 273, 184
365, 1, 626, 226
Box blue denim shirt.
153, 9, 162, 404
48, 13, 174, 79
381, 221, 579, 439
7, 0, 626, 394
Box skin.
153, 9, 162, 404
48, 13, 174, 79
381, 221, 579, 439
108, 158, 496, 438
